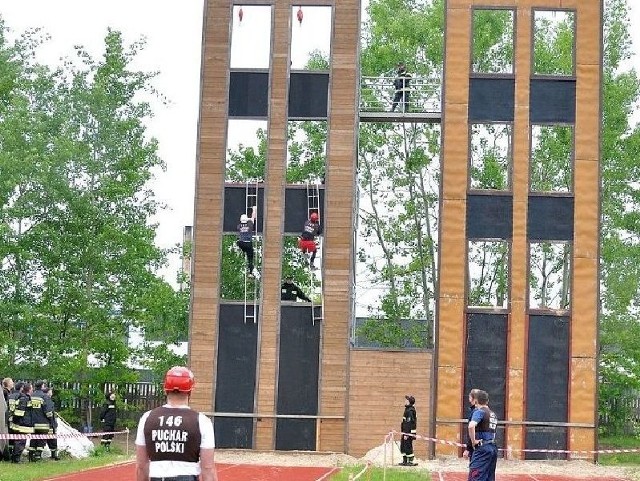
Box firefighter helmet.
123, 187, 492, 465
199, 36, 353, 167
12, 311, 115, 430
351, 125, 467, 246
240, 214, 248, 223
164, 366, 195, 394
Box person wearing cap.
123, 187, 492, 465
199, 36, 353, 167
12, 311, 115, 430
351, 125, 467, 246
237, 206, 259, 278
135, 366, 218, 481
391, 62, 412, 113
467, 389, 498, 481
298, 212, 321, 270
399, 394, 418, 466
100, 392, 117, 451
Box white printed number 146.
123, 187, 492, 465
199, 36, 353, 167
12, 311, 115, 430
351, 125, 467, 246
158, 416, 183, 427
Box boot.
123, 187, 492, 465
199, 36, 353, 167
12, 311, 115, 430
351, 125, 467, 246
398, 455, 407, 466
52, 450, 61, 461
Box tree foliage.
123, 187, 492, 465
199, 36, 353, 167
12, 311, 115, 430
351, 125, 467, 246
0, 23, 187, 389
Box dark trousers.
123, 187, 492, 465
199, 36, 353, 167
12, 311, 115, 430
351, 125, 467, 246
391, 91, 410, 112
11, 433, 25, 462
400, 435, 414, 458
237, 240, 254, 271
101, 423, 115, 448
47, 436, 58, 455
468, 443, 498, 481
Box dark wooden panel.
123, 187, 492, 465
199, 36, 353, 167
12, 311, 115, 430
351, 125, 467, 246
229, 70, 269, 118
466, 194, 513, 239
289, 72, 329, 119
526, 315, 569, 422
530, 79, 576, 123
527, 196, 574, 241
469, 78, 515, 122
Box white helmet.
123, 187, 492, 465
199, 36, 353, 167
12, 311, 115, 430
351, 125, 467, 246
240, 214, 248, 223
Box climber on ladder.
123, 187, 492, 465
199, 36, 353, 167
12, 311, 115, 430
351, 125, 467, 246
237, 205, 259, 279
298, 211, 321, 270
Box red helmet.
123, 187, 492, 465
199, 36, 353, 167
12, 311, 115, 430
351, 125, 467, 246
164, 366, 195, 394
310, 213, 319, 222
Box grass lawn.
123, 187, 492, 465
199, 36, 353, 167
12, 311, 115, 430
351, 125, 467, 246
331, 465, 431, 480
1, 452, 132, 481
598, 435, 640, 465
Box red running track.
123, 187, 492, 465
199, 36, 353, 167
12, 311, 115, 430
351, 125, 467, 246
46, 462, 340, 481
46, 463, 631, 481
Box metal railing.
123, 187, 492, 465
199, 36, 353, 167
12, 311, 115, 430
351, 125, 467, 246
360, 75, 442, 114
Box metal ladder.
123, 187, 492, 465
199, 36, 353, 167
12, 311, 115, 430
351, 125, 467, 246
306, 182, 323, 326
244, 180, 260, 324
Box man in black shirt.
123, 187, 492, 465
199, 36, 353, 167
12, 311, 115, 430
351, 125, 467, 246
280, 277, 311, 302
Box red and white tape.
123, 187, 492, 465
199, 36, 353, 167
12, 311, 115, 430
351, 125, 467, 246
388, 430, 640, 455
0, 429, 129, 440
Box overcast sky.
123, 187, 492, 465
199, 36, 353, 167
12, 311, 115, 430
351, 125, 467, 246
1, 1, 639, 285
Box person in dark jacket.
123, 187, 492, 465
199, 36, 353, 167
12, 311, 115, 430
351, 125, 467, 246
391, 62, 412, 113
7, 381, 24, 462
399, 394, 418, 466
11, 383, 33, 463
42, 387, 60, 460
100, 392, 117, 451
237, 207, 259, 278
280, 277, 311, 302
29, 380, 54, 461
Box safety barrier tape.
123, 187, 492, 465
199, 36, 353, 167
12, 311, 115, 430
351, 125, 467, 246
0, 429, 129, 440
349, 462, 371, 480
388, 430, 640, 455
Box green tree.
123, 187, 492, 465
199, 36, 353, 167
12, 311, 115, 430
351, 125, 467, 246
0, 26, 174, 391
599, 0, 640, 433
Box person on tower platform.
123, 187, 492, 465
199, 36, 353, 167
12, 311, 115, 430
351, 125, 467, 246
298, 212, 321, 270
391, 62, 412, 113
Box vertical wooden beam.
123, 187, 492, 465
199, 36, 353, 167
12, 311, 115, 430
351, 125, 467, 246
507, 6, 532, 458
569, 0, 601, 458
189, 0, 231, 414
436, 3, 471, 455
319, 0, 359, 453
255, 0, 290, 451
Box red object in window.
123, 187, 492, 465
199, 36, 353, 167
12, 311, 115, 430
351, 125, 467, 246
238, 7, 244, 23
297, 6, 303, 25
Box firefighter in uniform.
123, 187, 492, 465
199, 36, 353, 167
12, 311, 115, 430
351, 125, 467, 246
100, 392, 117, 451
468, 390, 498, 481
43, 387, 60, 460
399, 395, 418, 466
29, 380, 54, 461
7, 381, 24, 462
10, 382, 33, 463
237, 207, 258, 278
135, 366, 218, 481
280, 277, 311, 302
298, 212, 321, 270
463, 389, 480, 461
391, 62, 412, 113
